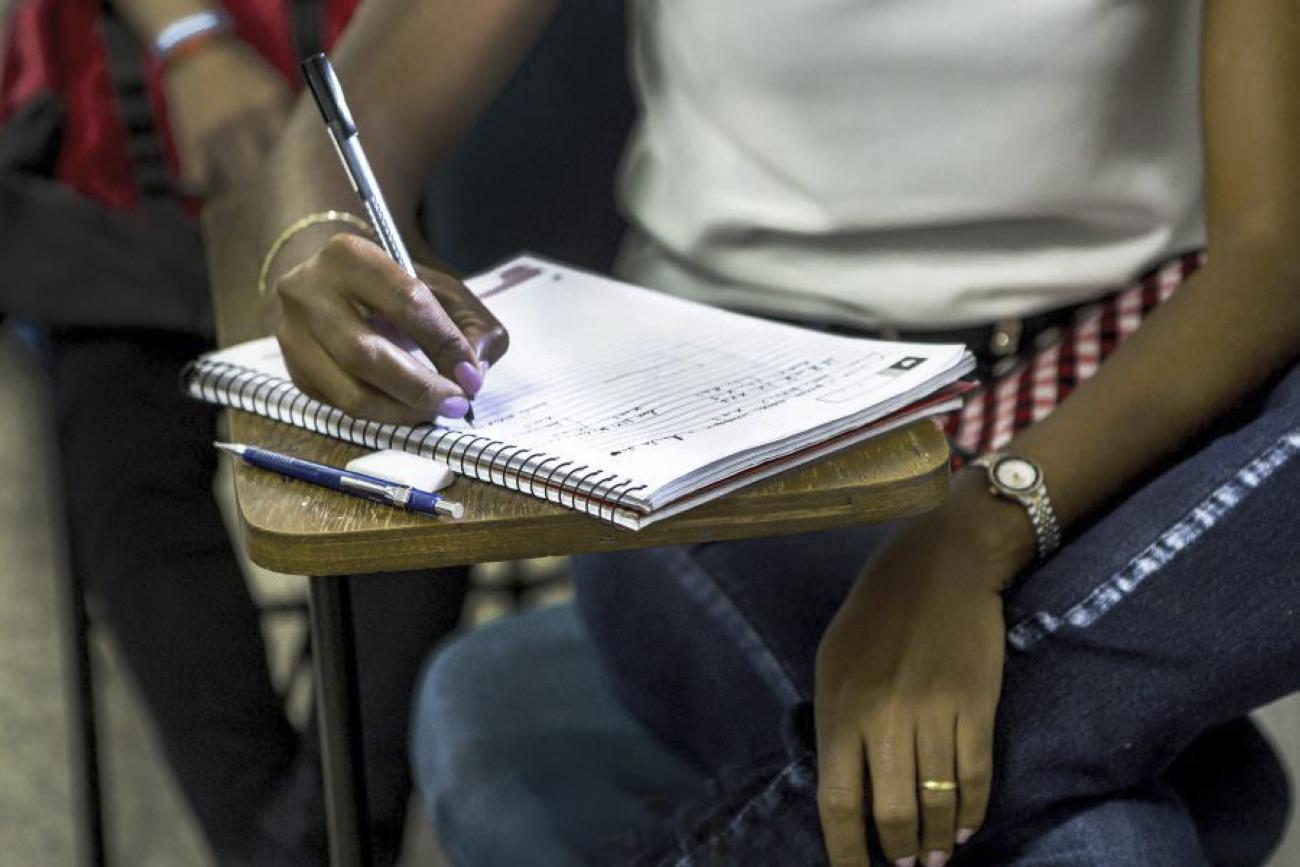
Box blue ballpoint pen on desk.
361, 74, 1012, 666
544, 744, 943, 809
300, 52, 476, 424
215, 443, 465, 519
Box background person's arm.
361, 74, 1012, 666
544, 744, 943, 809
113, 0, 292, 194
815, 1, 1300, 865
239, 0, 559, 424
112, 0, 213, 42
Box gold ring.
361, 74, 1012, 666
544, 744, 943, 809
919, 780, 958, 793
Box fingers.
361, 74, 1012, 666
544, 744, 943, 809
314, 303, 468, 417
319, 237, 486, 385
815, 717, 870, 867
277, 264, 472, 425
271, 232, 512, 423
416, 264, 511, 368
280, 328, 440, 427
955, 711, 994, 843
864, 720, 920, 866
915, 718, 958, 865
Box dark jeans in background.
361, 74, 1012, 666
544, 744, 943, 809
48, 329, 468, 865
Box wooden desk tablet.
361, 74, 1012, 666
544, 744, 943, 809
202, 192, 950, 867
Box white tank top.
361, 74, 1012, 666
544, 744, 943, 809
616, 0, 1206, 328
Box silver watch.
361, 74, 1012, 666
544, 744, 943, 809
970, 453, 1061, 561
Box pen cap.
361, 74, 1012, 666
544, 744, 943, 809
301, 53, 357, 138
409, 489, 464, 519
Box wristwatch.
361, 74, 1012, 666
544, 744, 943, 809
970, 453, 1061, 562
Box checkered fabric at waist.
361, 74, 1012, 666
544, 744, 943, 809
937, 250, 1207, 467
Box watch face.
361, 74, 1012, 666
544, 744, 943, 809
993, 457, 1040, 493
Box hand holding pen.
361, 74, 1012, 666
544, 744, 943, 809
258, 54, 509, 427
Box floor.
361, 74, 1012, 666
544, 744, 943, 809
0, 328, 1297, 866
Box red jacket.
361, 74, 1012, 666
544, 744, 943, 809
1, 0, 358, 210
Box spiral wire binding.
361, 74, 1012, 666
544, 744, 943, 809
186, 359, 650, 522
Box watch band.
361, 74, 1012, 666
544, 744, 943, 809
972, 453, 1062, 562
1022, 488, 1062, 562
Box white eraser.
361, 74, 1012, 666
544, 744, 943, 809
345, 450, 455, 491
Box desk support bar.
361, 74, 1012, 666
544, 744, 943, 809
308, 575, 372, 867
56, 559, 107, 867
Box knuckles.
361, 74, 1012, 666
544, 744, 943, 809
426, 329, 473, 364
872, 802, 919, 835
396, 278, 437, 312
339, 334, 385, 372
959, 763, 992, 791
817, 786, 862, 822
410, 379, 445, 413
321, 231, 370, 264
419, 268, 462, 295
480, 324, 511, 362
274, 261, 316, 307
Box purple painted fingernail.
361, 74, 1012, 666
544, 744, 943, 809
894, 858, 917, 867
956, 828, 974, 845
453, 361, 483, 397
926, 851, 948, 867
438, 396, 470, 419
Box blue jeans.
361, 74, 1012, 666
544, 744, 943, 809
414, 361, 1300, 865
413, 605, 708, 867
414, 607, 1291, 867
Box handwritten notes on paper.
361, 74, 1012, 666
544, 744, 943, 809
458, 259, 966, 490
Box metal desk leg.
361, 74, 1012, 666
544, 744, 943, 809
308, 574, 372, 867
57, 564, 107, 867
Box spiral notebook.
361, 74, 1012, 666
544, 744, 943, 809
184, 256, 974, 528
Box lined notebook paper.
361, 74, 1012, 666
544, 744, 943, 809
185, 256, 973, 528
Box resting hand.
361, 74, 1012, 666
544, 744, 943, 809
163, 36, 292, 195
266, 232, 510, 425
815, 477, 1030, 867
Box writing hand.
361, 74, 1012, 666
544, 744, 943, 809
163, 36, 292, 196
266, 233, 509, 425
815, 488, 1027, 867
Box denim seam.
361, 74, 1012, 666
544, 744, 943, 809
666, 757, 809, 867
666, 546, 803, 706
1008, 428, 1300, 652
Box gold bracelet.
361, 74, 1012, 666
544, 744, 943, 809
258, 210, 374, 298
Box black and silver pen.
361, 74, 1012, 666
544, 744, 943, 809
300, 53, 476, 424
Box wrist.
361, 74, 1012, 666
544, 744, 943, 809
114, 0, 216, 44
151, 8, 233, 67
161, 26, 237, 73
260, 214, 374, 302
938, 469, 1039, 581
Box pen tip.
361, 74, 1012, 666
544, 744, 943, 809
213, 442, 243, 456
464, 406, 476, 426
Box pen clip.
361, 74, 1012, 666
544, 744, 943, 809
302, 53, 357, 139
339, 475, 408, 506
